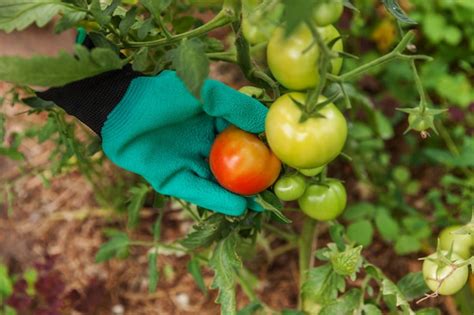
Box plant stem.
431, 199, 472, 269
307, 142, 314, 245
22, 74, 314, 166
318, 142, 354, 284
305, 20, 333, 113
328, 31, 432, 83
263, 222, 297, 241
125, 9, 235, 48
298, 219, 318, 308
409, 59, 427, 112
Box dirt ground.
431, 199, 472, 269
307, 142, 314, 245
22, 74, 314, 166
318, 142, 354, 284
0, 26, 459, 315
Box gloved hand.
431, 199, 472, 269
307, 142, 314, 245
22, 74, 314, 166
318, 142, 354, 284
102, 70, 268, 215
39, 69, 268, 216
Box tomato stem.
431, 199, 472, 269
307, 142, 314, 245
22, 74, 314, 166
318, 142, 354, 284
298, 219, 318, 308
327, 31, 432, 83
124, 8, 236, 48
305, 20, 333, 114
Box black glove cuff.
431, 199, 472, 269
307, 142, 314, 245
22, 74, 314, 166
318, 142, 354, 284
37, 66, 140, 135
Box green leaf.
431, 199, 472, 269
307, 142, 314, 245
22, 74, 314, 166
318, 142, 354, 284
23, 268, 38, 296
0, 264, 13, 297
137, 18, 155, 40
422, 13, 446, 44
187, 257, 208, 295
0, 0, 71, 32
95, 232, 130, 262
209, 233, 242, 315
415, 308, 441, 315
237, 301, 262, 315
90, 0, 109, 25
181, 214, 229, 250
402, 216, 431, 240
347, 220, 373, 246
256, 192, 291, 224
89, 32, 120, 54
281, 0, 317, 36
343, 202, 375, 221
141, 0, 173, 18
0, 147, 24, 161
132, 47, 150, 72
302, 264, 344, 304
319, 289, 362, 315
148, 251, 159, 292
54, 11, 87, 33
381, 277, 414, 314
374, 210, 399, 242
382, 0, 416, 24
0, 46, 123, 87
373, 111, 394, 140
170, 38, 209, 98
394, 235, 421, 255
363, 304, 382, 315
329, 223, 346, 251
127, 183, 150, 228
119, 6, 137, 35
397, 272, 429, 301
330, 246, 362, 276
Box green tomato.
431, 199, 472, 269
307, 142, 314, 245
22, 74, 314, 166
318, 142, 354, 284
266, 92, 347, 169
267, 23, 343, 90
298, 179, 346, 221
313, 0, 344, 26
422, 251, 469, 295
242, 0, 283, 45
439, 225, 473, 259
274, 174, 307, 201
298, 165, 326, 177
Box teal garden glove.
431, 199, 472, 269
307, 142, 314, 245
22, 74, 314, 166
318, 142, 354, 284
38, 68, 268, 216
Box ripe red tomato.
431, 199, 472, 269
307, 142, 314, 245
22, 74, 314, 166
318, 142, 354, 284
209, 126, 281, 195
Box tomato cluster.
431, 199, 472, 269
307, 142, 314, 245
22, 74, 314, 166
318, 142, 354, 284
422, 225, 473, 295
265, 4, 347, 220
210, 2, 348, 221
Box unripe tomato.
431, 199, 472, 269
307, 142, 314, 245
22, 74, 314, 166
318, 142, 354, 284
265, 93, 347, 169
439, 225, 473, 259
297, 179, 346, 221
242, 0, 283, 45
274, 174, 306, 201
267, 24, 343, 90
209, 126, 281, 195
298, 165, 326, 177
422, 251, 469, 295
313, 0, 344, 27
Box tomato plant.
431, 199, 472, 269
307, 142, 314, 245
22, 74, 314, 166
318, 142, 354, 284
298, 179, 347, 221
1, 0, 469, 314
267, 23, 343, 90
266, 92, 347, 168
422, 251, 469, 295
209, 126, 281, 195
274, 174, 306, 201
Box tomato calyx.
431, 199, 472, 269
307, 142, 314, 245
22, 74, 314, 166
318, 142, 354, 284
397, 106, 447, 138
288, 94, 335, 123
